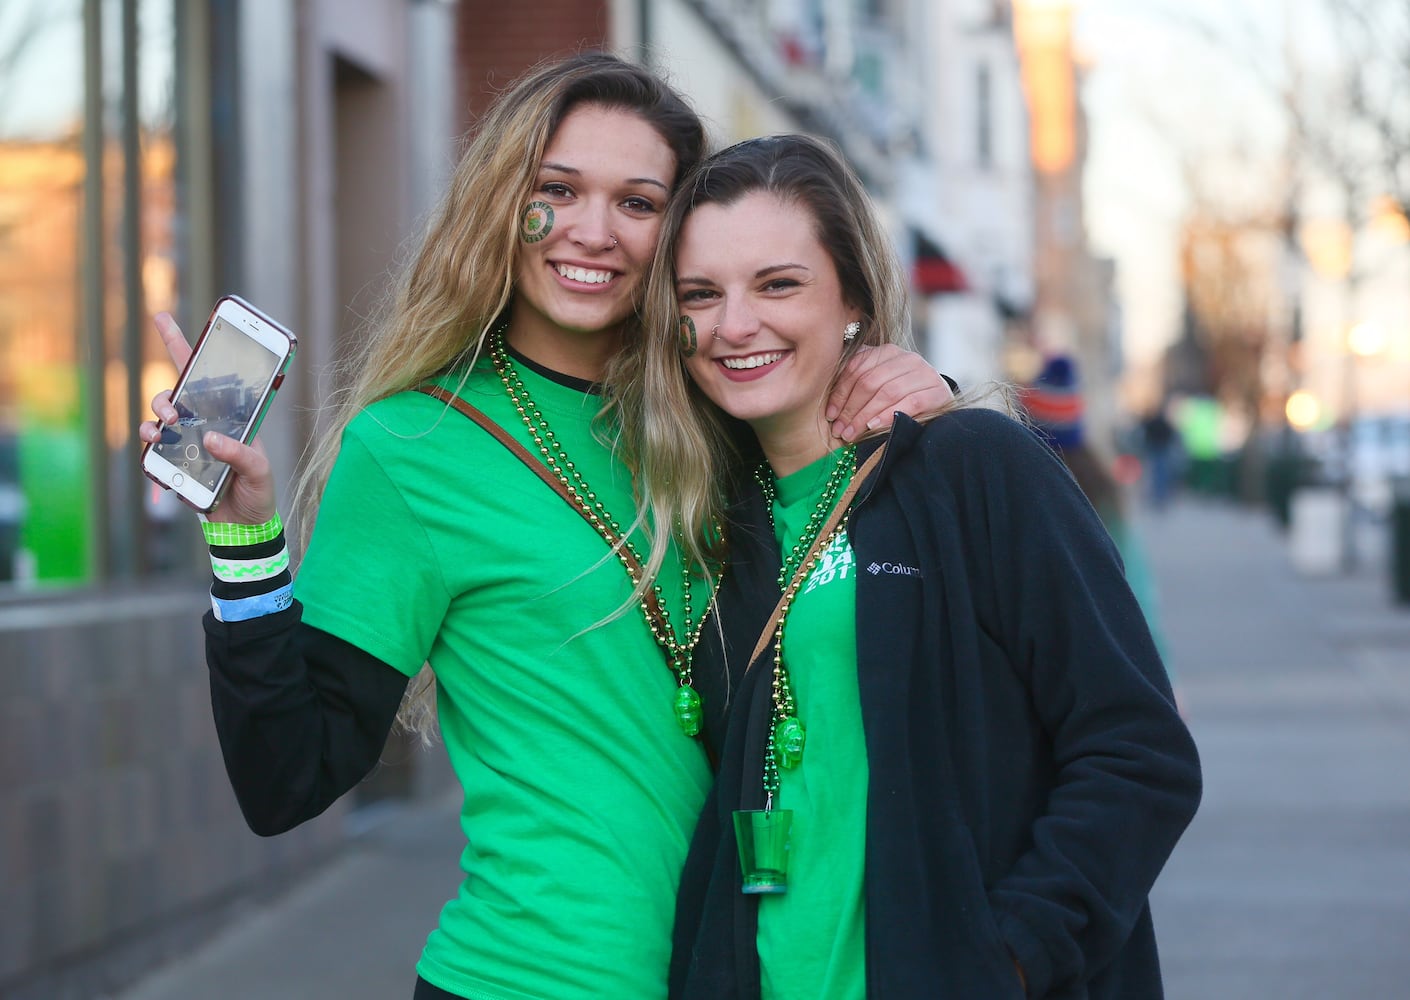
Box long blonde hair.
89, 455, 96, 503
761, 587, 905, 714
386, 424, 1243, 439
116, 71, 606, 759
612, 134, 919, 584
290, 53, 706, 739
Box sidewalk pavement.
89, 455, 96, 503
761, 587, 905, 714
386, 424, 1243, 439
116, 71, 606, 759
1142, 497, 1410, 999
110, 794, 464, 1000
110, 496, 1410, 999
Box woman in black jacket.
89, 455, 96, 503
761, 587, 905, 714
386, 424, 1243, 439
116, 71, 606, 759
625, 134, 1202, 999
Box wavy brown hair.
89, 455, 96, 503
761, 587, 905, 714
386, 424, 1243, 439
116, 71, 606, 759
289, 52, 706, 739
612, 134, 919, 583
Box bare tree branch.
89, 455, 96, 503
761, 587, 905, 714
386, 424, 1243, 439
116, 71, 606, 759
1321, 0, 1410, 214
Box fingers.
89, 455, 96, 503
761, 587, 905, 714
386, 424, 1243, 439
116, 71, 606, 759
142, 313, 186, 441
203, 432, 270, 482
154, 311, 192, 368
826, 345, 952, 440
825, 345, 888, 429
148, 388, 175, 426
826, 345, 890, 418
202, 433, 278, 526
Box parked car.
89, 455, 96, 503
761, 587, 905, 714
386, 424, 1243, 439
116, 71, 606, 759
1300, 414, 1410, 515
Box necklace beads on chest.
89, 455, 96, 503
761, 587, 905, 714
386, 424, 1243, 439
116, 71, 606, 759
755, 445, 856, 801
489, 327, 719, 738
755, 446, 855, 590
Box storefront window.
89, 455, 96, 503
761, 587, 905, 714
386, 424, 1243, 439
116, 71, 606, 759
132, 0, 188, 574
0, 1, 86, 585
0, 0, 190, 589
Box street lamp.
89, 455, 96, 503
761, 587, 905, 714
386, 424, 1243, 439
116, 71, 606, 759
1347, 321, 1387, 359
1285, 389, 1320, 431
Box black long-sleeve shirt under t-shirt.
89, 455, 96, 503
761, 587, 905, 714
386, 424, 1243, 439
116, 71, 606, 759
203, 606, 408, 835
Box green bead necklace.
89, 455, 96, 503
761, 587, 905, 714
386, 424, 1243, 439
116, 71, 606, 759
490, 327, 721, 737
753, 444, 856, 804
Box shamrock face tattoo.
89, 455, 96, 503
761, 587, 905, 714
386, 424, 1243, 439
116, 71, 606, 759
521, 201, 554, 243
678, 315, 698, 357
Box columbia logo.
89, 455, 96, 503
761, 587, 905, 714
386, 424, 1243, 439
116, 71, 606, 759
867, 561, 923, 578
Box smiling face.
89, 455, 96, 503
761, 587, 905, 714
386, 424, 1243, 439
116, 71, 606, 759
675, 191, 861, 468
509, 103, 677, 373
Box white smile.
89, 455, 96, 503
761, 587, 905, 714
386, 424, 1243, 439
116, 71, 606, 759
721, 352, 785, 370
555, 264, 616, 285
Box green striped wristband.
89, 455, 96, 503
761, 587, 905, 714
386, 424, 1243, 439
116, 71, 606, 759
201, 513, 284, 547
210, 546, 290, 584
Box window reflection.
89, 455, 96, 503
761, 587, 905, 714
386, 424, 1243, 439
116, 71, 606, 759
0, 0, 187, 587
134, 0, 186, 573
0, 0, 85, 584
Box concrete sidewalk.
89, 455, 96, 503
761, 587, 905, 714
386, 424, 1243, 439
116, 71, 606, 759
1142, 498, 1410, 999
111, 793, 463, 1000
110, 497, 1410, 999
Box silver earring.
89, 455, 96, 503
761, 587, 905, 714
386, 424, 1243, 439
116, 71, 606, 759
712, 325, 722, 341
844, 321, 861, 342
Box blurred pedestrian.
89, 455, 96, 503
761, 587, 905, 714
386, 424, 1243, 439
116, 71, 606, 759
626, 134, 1201, 999
1140, 403, 1181, 510
138, 53, 951, 1000
1021, 355, 1184, 713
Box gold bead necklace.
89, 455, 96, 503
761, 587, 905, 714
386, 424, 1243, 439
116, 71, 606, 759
489, 326, 722, 736
754, 444, 856, 801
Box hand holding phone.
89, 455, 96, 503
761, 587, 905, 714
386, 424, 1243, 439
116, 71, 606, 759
141, 296, 297, 513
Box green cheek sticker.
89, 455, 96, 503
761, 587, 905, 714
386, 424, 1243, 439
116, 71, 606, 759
678, 315, 698, 357
521, 201, 554, 243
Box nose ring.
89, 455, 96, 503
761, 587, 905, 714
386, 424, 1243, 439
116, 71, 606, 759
712, 325, 721, 341
609, 234, 619, 248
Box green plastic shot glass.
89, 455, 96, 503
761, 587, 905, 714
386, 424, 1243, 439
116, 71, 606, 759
733, 808, 793, 894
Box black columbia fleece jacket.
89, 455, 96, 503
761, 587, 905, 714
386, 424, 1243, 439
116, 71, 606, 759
673, 408, 1202, 999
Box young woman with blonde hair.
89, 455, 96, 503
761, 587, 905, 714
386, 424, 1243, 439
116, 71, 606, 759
140, 55, 950, 999
626, 134, 1201, 999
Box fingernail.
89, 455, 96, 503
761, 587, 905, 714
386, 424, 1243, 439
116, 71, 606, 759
841, 425, 855, 441
866, 416, 882, 430
825, 405, 838, 420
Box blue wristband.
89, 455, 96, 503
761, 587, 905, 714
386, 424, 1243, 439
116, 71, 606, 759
211, 583, 294, 623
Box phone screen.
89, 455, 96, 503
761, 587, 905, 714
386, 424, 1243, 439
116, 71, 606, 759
149, 316, 282, 492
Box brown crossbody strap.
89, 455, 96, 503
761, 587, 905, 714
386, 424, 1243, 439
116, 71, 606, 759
746, 444, 888, 673
415, 385, 667, 628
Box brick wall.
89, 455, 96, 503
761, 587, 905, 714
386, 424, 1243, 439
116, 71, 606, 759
455, 1, 613, 131
0, 585, 346, 998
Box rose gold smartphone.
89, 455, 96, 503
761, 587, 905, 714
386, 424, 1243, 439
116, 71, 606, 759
141, 295, 296, 512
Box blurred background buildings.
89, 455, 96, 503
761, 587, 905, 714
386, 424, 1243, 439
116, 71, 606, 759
0, 0, 1406, 996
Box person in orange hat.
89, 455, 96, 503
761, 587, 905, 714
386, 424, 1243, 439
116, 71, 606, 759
1020, 355, 1182, 711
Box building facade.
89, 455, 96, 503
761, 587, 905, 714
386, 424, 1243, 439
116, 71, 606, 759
1013, 0, 1123, 449
637, 0, 1037, 388
1, 2, 458, 995
900, 0, 1035, 388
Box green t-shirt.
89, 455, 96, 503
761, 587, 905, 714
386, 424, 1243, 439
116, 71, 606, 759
296, 356, 712, 1000
756, 449, 869, 1000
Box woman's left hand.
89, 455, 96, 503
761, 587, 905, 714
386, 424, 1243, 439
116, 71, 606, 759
825, 344, 955, 441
